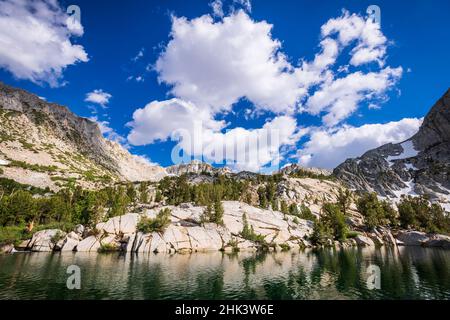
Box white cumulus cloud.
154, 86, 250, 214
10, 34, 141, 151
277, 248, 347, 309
321, 10, 387, 66
0, 0, 88, 86
85, 89, 112, 107
131, 8, 404, 171
127, 99, 225, 146
305, 66, 403, 126
155, 9, 400, 125
127, 99, 301, 172
297, 117, 423, 169
155, 11, 305, 114
210, 0, 224, 17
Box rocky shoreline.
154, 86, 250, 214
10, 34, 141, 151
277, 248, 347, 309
2, 201, 449, 254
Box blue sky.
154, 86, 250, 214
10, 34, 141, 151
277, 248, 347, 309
0, 0, 449, 171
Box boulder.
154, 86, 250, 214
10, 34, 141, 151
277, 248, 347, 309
368, 233, 384, 246
124, 233, 136, 252
186, 226, 227, 252
162, 225, 191, 252
76, 235, 101, 252
0, 243, 14, 254
132, 232, 155, 253
74, 224, 84, 236
354, 235, 375, 247
424, 234, 450, 249
16, 239, 31, 250
60, 232, 81, 252
98, 213, 140, 235
28, 229, 65, 252
396, 231, 429, 246
61, 237, 79, 252
346, 216, 364, 228
149, 232, 168, 253
378, 227, 397, 246
54, 238, 66, 251
95, 223, 106, 233
119, 214, 140, 233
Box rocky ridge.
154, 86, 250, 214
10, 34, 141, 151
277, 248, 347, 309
279, 163, 332, 177
334, 88, 450, 211
166, 160, 232, 176
0, 82, 166, 190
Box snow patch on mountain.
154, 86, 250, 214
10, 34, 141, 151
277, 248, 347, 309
404, 163, 417, 170
386, 140, 418, 165
391, 179, 417, 200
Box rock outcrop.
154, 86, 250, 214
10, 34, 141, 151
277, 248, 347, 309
76, 201, 314, 253
0, 82, 166, 190
14, 206, 450, 253
60, 232, 81, 252
334, 88, 450, 211
354, 235, 375, 247
279, 163, 332, 177
27, 229, 65, 252
396, 230, 430, 246
424, 234, 450, 249
166, 160, 232, 176
0, 243, 14, 254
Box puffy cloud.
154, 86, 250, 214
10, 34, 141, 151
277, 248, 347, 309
127, 99, 301, 172
198, 115, 300, 172
155, 11, 304, 114
233, 0, 252, 13
0, 0, 88, 86
127, 99, 225, 146
210, 0, 224, 17
321, 10, 387, 66
85, 89, 112, 107
155, 9, 400, 125
305, 66, 403, 126
135, 8, 404, 172
297, 10, 398, 126
297, 117, 423, 169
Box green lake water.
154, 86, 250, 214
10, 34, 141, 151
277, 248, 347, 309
0, 247, 449, 300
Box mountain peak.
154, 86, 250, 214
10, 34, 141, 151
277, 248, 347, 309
334, 88, 450, 211
413, 88, 450, 150
0, 82, 166, 190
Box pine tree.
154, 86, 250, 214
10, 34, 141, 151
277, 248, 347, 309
213, 199, 224, 225
200, 203, 213, 224
126, 183, 136, 204
271, 199, 279, 211
280, 200, 288, 215
322, 203, 348, 241
336, 188, 352, 215
139, 182, 149, 204
154, 190, 162, 203
257, 186, 268, 208
289, 203, 299, 216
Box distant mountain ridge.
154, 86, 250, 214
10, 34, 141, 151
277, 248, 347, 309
334, 88, 450, 211
0, 82, 166, 190
166, 160, 232, 176
278, 163, 332, 177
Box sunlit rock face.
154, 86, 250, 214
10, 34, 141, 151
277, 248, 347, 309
166, 160, 232, 177
71, 201, 314, 253
0, 82, 166, 191
334, 88, 450, 209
